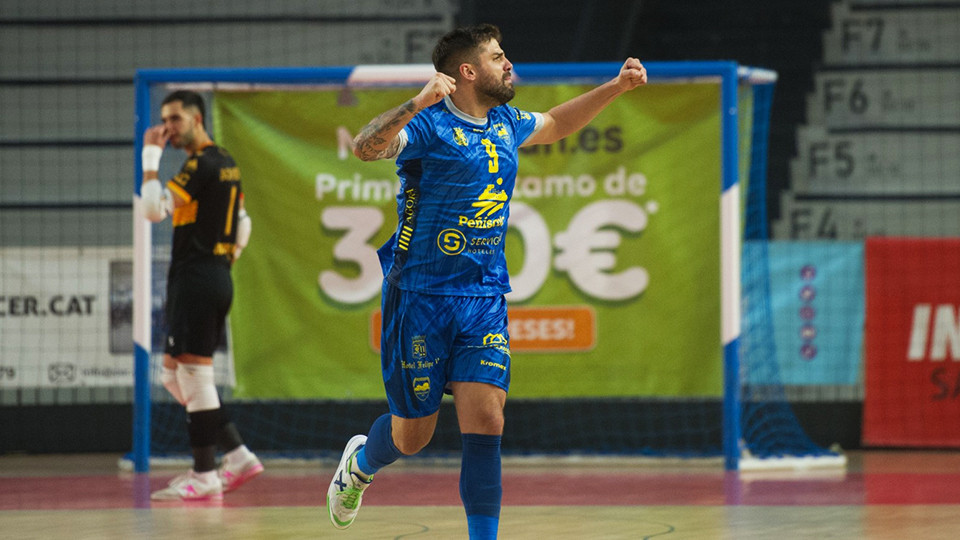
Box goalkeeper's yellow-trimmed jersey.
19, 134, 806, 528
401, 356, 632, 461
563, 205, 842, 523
378, 96, 542, 296
166, 143, 243, 267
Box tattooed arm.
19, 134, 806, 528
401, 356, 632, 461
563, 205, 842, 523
353, 72, 457, 161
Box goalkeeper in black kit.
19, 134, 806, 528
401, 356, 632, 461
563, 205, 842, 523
141, 90, 263, 501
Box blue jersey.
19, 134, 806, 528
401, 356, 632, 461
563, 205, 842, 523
378, 96, 543, 296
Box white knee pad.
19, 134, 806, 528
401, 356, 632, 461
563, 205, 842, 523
160, 366, 186, 405
176, 364, 221, 412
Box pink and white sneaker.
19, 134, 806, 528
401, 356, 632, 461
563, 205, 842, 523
151, 470, 223, 501
219, 453, 264, 493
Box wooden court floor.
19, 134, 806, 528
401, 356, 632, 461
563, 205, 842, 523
2, 451, 960, 539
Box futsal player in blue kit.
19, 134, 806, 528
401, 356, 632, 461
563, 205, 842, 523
327, 24, 647, 538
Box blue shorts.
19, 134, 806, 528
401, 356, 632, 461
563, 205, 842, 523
380, 280, 511, 418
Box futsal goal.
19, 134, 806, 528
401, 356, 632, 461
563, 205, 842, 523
129, 62, 845, 472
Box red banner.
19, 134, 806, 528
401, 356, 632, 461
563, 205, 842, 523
864, 237, 960, 447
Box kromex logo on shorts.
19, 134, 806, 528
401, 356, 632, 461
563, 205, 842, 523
413, 377, 430, 401
479, 359, 507, 371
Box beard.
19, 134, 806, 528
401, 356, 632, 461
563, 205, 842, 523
478, 71, 515, 106
170, 131, 193, 149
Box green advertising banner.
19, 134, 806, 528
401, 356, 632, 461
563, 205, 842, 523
215, 82, 722, 399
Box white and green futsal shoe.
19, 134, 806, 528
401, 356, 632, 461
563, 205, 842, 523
326, 434, 373, 529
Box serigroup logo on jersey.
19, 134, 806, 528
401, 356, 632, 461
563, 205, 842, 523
437, 229, 466, 255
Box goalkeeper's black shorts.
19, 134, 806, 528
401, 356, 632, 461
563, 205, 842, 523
164, 258, 233, 358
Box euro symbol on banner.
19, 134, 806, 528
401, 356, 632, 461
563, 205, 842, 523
553, 200, 650, 301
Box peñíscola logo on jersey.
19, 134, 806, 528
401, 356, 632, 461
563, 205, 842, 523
458, 180, 507, 230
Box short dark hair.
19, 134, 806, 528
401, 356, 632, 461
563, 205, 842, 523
162, 90, 206, 125
432, 23, 503, 77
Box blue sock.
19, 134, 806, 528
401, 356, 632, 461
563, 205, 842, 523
467, 515, 499, 539
355, 413, 403, 476
460, 433, 502, 540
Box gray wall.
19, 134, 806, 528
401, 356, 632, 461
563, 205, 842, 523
0, 0, 457, 405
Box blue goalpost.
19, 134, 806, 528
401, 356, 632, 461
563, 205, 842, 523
131, 61, 843, 473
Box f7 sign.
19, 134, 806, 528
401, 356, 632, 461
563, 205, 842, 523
864, 237, 960, 447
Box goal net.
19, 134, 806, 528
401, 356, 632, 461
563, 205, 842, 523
129, 62, 844, 472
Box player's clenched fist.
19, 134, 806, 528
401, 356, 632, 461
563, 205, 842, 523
616, 58, 647, 91
413, 72, 457, 111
